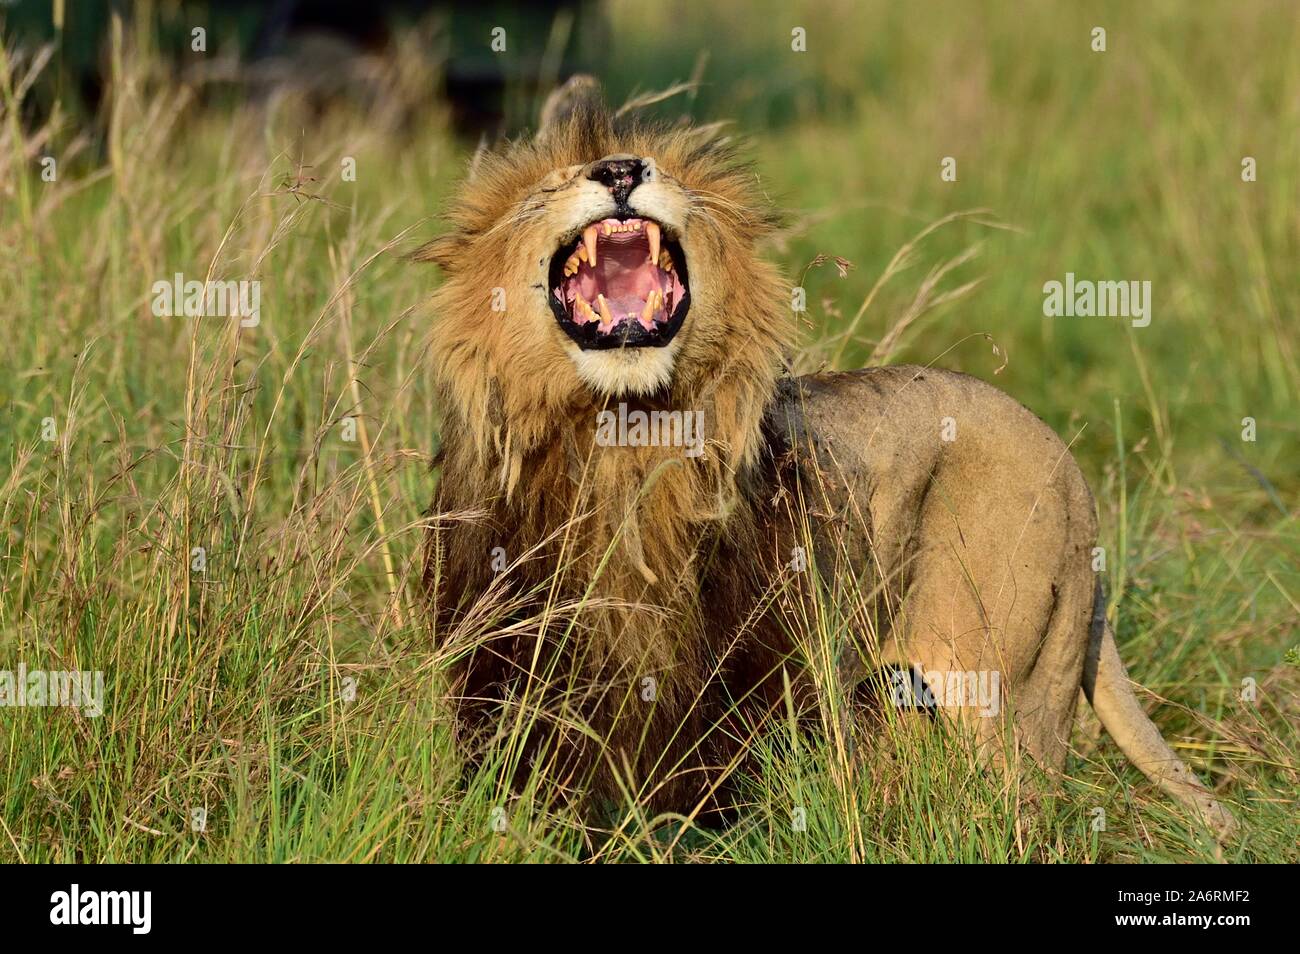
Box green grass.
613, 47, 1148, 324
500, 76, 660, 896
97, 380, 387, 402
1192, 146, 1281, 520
1, 1, 1296, 862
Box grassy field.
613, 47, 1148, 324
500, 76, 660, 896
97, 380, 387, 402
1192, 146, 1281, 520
1, 1, 1296, 862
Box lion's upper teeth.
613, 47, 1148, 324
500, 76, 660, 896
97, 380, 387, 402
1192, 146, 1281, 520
646, 221, 660, 265
583, 225, 598, 267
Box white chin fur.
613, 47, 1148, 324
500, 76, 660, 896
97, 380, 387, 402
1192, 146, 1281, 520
568, 340, 679, 396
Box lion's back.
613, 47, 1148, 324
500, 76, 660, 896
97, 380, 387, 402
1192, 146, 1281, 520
768, 364, 1100, 666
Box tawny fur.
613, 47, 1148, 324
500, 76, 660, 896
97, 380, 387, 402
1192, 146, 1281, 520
420, 78, 1236, 837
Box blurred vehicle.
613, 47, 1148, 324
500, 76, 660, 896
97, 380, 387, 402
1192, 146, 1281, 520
1, 0, 605, 135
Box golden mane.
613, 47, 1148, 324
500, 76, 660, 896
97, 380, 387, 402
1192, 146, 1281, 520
420, 94, 788, 472
421, 87, 797, 809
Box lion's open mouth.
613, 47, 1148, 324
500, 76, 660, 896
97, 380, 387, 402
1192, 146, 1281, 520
548, 216, 689, 349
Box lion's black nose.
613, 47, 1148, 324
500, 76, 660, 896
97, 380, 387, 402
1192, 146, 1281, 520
587, 155, 646, 207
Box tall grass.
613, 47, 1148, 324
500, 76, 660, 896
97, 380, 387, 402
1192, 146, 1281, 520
1, 2, 1296, 862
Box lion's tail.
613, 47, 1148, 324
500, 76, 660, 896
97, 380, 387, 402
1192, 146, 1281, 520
1082, 581, 1237, 841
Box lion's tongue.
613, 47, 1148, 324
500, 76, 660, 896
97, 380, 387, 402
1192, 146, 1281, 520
564, 237, 660, 325
557, 225, 682, 330
597, 240, 656, 306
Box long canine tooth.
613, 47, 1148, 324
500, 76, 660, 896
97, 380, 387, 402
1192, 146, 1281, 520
646, 222, 661, 267
583, 226, 598, 267
596, 293, 614, 327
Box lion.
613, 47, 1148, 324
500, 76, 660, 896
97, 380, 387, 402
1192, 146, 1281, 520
419, 75, 1235, 839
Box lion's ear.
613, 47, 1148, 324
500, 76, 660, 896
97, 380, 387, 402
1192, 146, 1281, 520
412, 233, 461, 270
537, 74, 605, 141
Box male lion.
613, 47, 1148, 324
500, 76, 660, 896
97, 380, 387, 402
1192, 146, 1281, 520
420, 76, 1235, 838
